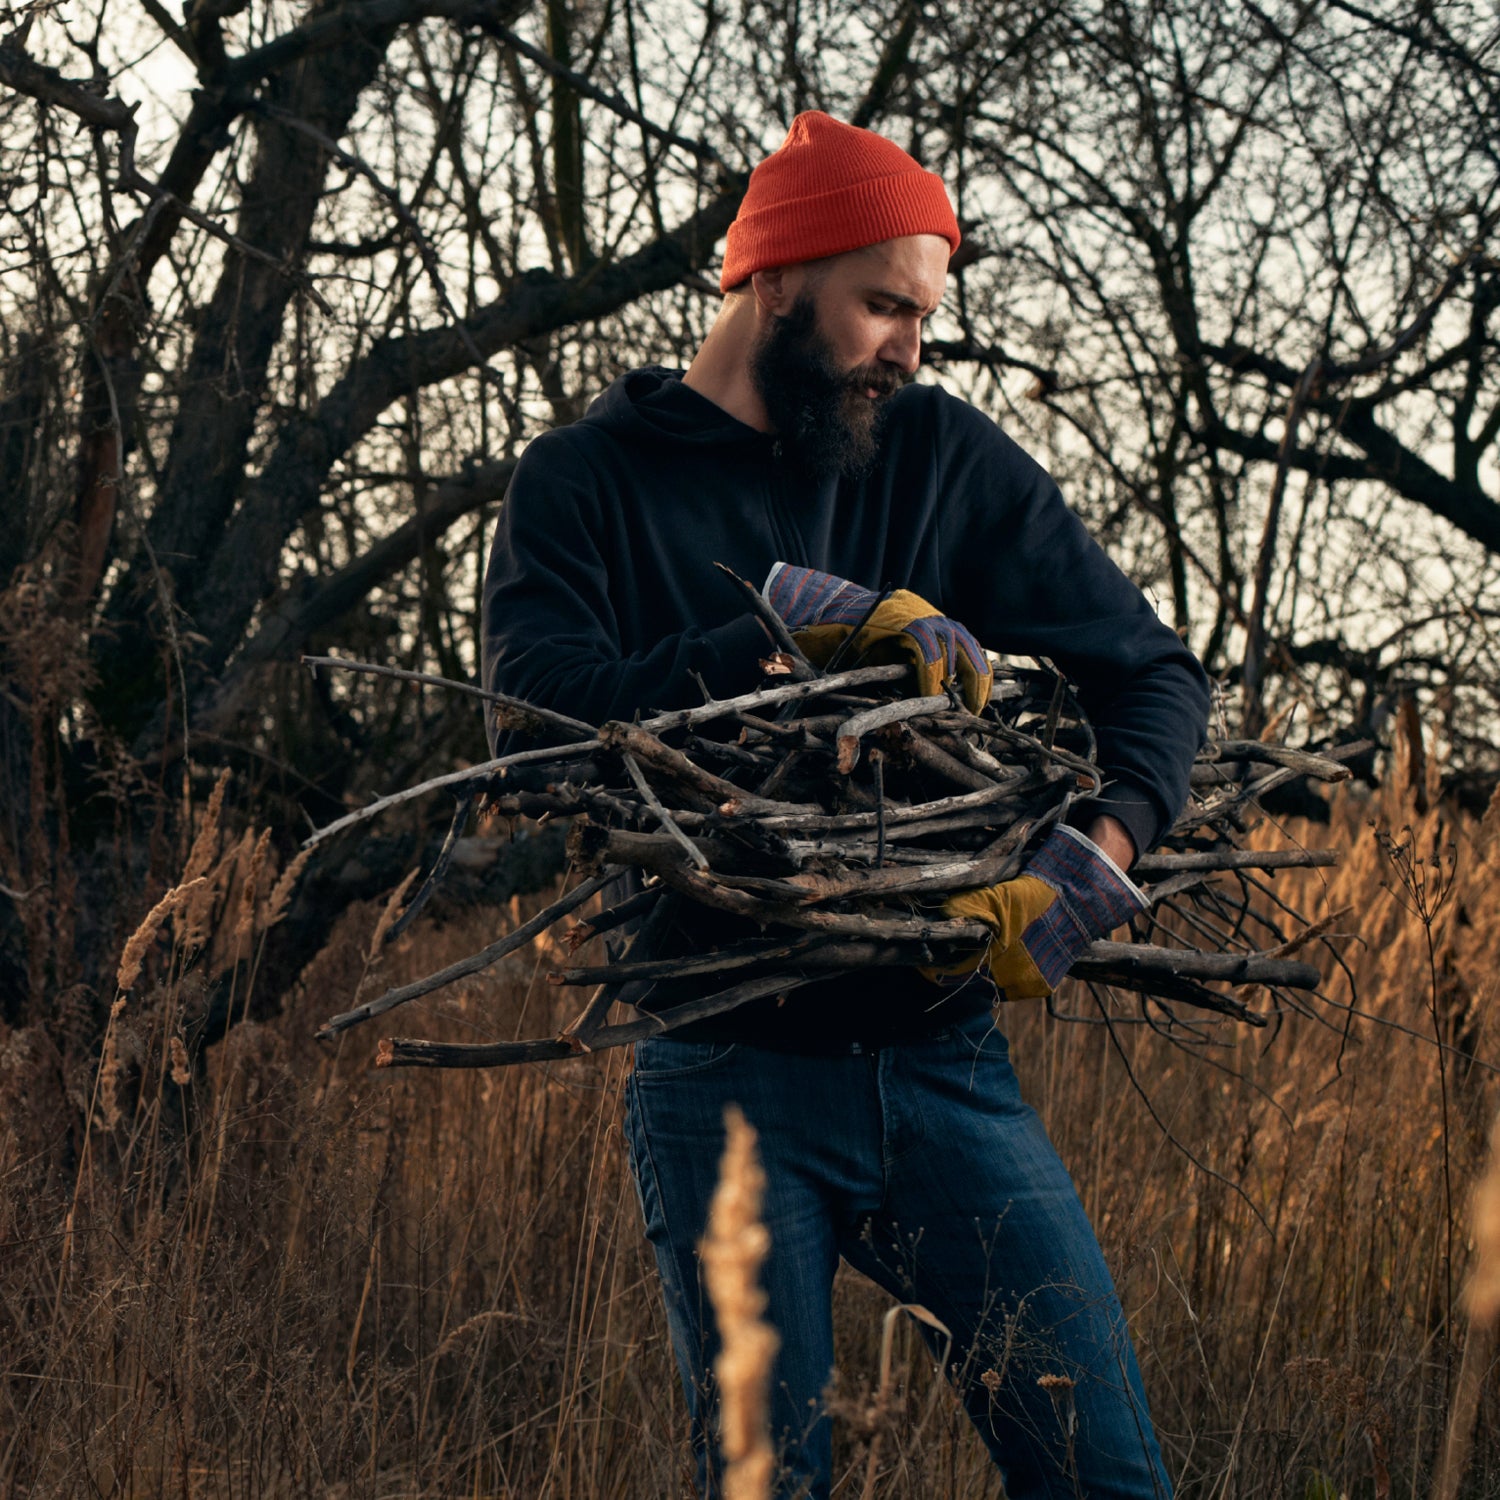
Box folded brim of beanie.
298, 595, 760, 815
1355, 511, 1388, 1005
719, 169, 959, 291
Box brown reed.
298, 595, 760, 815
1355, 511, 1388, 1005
1431, 1108, 1500, 1500
7, 752, 1500, 1498
183, 768, 231, 883
233, 828, 273, 951
367, 868, 419, 964
263, 844, 314, 928
115, 875, 208, 992
701, 1105, 780, 1500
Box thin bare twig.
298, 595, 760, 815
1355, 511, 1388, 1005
317, 869, 616, 1036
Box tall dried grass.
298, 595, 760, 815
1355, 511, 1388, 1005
2, 756, 1498, 1496
701, 1106, 778, 1500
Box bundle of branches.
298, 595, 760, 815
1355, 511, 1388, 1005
306, 580, 1355, 1070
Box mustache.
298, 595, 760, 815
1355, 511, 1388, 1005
844, 364, 905, 398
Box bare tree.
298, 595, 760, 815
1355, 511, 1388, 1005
904, 0, 1500, 748
0, 0, 922, 1021
1, 0, 1495, 1033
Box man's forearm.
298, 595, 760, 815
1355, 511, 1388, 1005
1083, 814, 1136, 872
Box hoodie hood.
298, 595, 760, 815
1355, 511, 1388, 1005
582, 365, 769, 448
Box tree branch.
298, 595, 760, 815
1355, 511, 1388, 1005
1197, 412, 1500, 557
196, 457, 515, 730
177, 187, 745, 699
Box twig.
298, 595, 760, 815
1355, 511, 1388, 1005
302, 653, 595, 737
1075, 941, 1321, 990
638, 664, 908, 733
254, 100, 494, 379
476, 20, 728, 170
548, 935, 914, 988
740, 778, 1037, 835
383, 792, 473, 944
565, 881, 665, 949
302, 738, 599, 850
836, 695, 951, 773
1134, 847, 1337, 878
378, 973, 812, 1068
817, 582, 896, 678
599, 721, 812, 817
712, 563, 820, 680
558, 882, 685, 1048
882, 720, 1002, 794
317, 870, 615, 1037
622, 752, 710, 869
1201, 740, 1360, 775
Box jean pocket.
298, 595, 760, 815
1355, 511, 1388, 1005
949, 1011, 1011, 1064
632, 1036, 739, 1080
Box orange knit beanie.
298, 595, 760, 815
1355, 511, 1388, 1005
719, 112, 960, 293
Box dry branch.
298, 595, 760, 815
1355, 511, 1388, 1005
317, 869, 615, 1038
306, 640, 1348, 1067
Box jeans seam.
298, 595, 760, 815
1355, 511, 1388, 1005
624, 1074, 670, 1246
632, 1040, 738, 1081
877, 1049, 928, 1179
624, 1076, 722, 1493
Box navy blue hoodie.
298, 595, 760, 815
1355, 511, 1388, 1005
482, 367, 1210, 1046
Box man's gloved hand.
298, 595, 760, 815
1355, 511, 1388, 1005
923, 825, 1148, 1000
764, 563, 992, 713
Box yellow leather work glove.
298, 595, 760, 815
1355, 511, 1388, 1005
763, 564, 993, 713
922, 825, 1149, 1000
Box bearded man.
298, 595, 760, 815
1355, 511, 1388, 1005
483, 112, 1208, 1499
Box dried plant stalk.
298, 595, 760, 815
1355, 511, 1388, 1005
701, 1105, 780, 1500
116, 877, 209, 992
366, 869, 419, 964
1467, 1110, 1500, 1327
1433, 1106, 1500, 1500
264, 844, 314, 928
234, 828, 273, 949
182, 768, 231, 882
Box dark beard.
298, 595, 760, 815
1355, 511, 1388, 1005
749, 295, 903, 478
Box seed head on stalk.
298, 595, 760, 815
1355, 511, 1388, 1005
702, 1105, 780, 1500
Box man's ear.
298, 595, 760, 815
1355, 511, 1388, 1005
750, 265, 793, 316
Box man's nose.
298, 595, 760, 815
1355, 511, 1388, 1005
880, 320, 922, 375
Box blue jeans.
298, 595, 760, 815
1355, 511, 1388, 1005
624, 1009, 1172, 1499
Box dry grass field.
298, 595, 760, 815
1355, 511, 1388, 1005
3, 764, 1499, 1498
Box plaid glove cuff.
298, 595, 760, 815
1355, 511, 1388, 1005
763, 563, 876, 629
1020, 825, 1149, 990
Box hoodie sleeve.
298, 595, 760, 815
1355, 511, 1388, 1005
481, 429, 767, 752
932, 394, 1211, 854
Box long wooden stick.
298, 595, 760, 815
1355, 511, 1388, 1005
1133, 847, 1337, 877
549, 934, 843, 987
622, 751, 710, 870
316, 870, 616, 1037
378, 973, 814, 1068
302, 739, 599, 850
1075, 941, 1321, 989
836, 695, 951, 772
638, 664, 908, 732
1199, 739, 1363, 774
600, 721, 815, 818
303, 653, 596, 737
